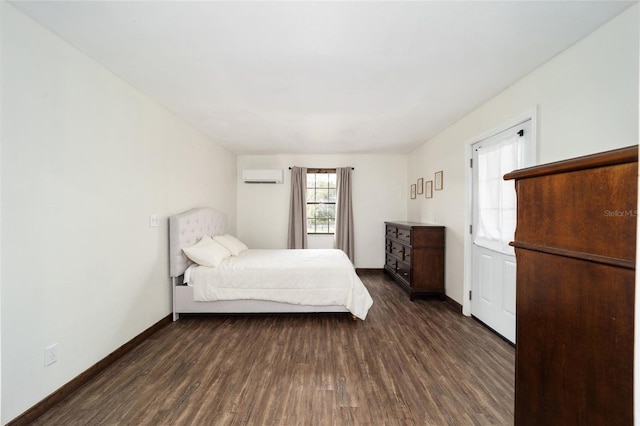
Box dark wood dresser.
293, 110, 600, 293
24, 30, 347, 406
504, 145, 637, 425
384, 221, 445, 300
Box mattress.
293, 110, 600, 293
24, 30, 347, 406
187, 249, 373, 320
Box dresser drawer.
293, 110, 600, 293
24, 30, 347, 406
385, 254, 397, 271
385, 225, 397, 239
403, 246, 412, 263
390, 241, 405, 258
513, 162, 637, 261
396, 228, 411, 244
397, 263, 411, 283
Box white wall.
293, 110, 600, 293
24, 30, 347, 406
0, 4, 236, 423
237, 155, 407, 268
407, 5, 639, 307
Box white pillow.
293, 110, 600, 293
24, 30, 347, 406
182, 236, 231, 267
213, 234, 249, 256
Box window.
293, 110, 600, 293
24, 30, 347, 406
306, 170, 336, 234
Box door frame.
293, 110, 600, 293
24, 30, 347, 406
462, 107, 538, 316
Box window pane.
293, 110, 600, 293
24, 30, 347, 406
306, 188, 316, 203
317, 174, 329, 188
316, 188, 328, 202
306, 173, 316, 202
306, 204, 316, 218
317, 221, 328, 233
328, 173, 336, 187
319, 204, 334, 218
306, 174, 316, 187
328, 188, 336, 202
307, 219, 316, 234
328, 219, 336, 234
330, 204, 338, 218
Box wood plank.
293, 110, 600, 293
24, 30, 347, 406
29, 271, 515, 425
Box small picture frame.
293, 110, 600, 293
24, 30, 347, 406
417, 178, 424, 195
425, 180, 433, 198
410, 184, 416, 199
435, 171, 443, 191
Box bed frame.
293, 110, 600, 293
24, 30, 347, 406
169, 207, 349, 321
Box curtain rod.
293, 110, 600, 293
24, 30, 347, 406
288, 167, 354, 170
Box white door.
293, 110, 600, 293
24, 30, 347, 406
471, 120, 532, 344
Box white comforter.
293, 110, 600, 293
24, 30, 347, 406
188, 249, 373, 320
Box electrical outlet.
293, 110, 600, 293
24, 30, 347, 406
45, 343, 58, 367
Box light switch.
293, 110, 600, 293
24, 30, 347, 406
149, 214, 160, 227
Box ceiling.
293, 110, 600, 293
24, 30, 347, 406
10, 1, 636, 155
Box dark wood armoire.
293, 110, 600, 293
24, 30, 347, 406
504, 145, 637, 425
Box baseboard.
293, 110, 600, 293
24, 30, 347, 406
7, 313, 172, 426
355, 267, 384, 274
444, 296, 463, 314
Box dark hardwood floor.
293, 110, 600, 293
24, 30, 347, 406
32, 271, 514, 425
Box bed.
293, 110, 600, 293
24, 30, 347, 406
169, 207, 373, 321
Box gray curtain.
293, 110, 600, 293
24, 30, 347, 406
287, 166, 308, 249
335, 167, 354, 262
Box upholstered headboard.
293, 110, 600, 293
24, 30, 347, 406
168, 207, 228, 278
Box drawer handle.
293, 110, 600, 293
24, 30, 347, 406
402, 272, 409, 277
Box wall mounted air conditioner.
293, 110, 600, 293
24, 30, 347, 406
242, 169, 284, 184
